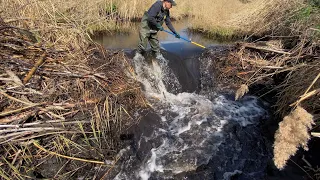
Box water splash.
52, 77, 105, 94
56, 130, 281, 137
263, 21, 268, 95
133, 56, 181, 98
114, 56, 269, 180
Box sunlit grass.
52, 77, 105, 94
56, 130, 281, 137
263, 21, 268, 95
0, 0, 295, 41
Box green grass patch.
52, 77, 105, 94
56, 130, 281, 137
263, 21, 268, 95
295, 4, 319, 21
298, 6, 314, 19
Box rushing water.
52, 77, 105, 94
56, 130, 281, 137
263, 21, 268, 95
95, 21, 272, 180
106, 53, 270, 180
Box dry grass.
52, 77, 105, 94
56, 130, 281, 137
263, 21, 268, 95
0, 0, 131, 51
219, 0, 320, 172
273, 106, 314, 169
0, 19, 146, 178
276, 65, 320, 118
187, 0, 269, 38
2, 0, 303, 41
187, 0, 318, 38
238, 0, 303, 36
0, 1, 151, 178
108, 0, 190, 20
0, 0, 187, 52
246, 0, 320, 39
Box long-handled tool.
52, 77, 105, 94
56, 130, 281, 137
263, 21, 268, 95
163, 29, 206, 49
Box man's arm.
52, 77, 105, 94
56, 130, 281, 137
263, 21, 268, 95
147, 3, 162, 27
165, 11, 176, 33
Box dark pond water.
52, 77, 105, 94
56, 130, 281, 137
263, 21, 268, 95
92, 20, 224, 52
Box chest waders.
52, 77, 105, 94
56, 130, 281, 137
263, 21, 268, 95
137, 11, 167, 55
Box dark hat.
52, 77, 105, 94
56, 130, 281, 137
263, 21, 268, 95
165, 0, 177, 6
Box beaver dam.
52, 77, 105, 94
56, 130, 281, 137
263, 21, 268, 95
0, 0, 320, 179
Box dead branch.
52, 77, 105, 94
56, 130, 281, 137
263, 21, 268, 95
243, 43, 291, 55
0, 110, 36, 124
23, 52, 46, 84
33, 141, 109, 165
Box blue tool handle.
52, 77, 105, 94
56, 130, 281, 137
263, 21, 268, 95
163, 29, 191, 43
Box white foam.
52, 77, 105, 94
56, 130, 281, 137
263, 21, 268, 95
196, 118, 207, 125
139, 148, 164, 180
223, 170, 243, 180
161, 116, 167, 122
176, 122, 192, 136
212, 96, 267, 127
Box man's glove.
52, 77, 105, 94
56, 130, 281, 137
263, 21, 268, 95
174, 32, 180, 39
156, 24, 164, 31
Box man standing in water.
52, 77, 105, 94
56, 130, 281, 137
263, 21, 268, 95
134, 0, 180, 63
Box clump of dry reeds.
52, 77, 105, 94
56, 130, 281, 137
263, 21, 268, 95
0, 0, 156, 178
238, 0, 303, 37
186, 0, 270, 39
2, 0, 303, 40
230, 14, 319, 171
276, 66, 320, 118
202, 0, 319, 173
1, 0, 90, 50
0, 19, 145, 178
273, 106, 314, 169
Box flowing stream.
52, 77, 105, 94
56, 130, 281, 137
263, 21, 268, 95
94, 21, 272, 180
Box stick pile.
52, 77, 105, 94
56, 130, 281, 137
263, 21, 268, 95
0, 20, 145, 178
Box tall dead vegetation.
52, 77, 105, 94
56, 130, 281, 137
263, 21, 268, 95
229, 0, 319, 171
0, 17, 145, 178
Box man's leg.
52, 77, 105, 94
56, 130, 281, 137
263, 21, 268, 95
149, 33, 167, 63
149, 33, 160, 55
138, 29, 149, 54
134, 29, 149, 60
